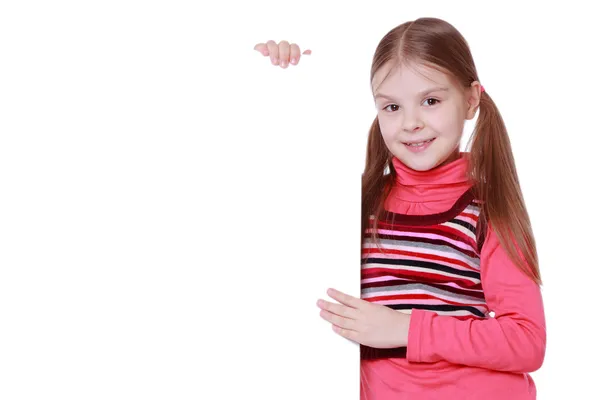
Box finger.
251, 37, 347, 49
289, 43, 301, 65
278, 40, 290, 68
266, 40, 279, 66
317, 299, 358, 319
332, 325, 359, 342
319, 310, 356, 330
327, 288, 363, 309
253, 43, 269, 56
303, 49, 312, 55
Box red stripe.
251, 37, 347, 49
366, 293, 484, 307
362, 267, 480, 287
459, 211, 478, 220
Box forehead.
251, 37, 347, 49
372, 61, 454, 95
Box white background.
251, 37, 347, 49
0, 1, 598, 399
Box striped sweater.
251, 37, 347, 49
360, 189, 488, 359
359, 153, 546, 400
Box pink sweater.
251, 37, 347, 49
360, 153, 546, 399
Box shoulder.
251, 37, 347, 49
465, 195, 490, 254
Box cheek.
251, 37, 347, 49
380, 128, 394, 142
378, 121, 395, 142
429, 112, 463, 138
380, 129, 400, 151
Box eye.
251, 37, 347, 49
423, 98, 440, 106
383, 104, 400, 112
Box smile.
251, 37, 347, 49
403, 138, 435, 152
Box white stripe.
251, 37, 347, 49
441, 220, 476, 241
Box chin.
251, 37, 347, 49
402, 158, 440, 172
392, 149, 440, 172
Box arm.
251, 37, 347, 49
405, 225, 547, 373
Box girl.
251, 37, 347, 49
254, 17, 546, 399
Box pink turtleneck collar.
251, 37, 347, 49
383, 152, 474, 216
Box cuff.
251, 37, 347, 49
406, 309, 433, 363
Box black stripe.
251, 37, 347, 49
387, 303, 486, 318
449, 218, 477, 234
363, 257, 481, 279
361, 345, 407, 360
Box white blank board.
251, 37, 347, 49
1, 1, 600, 400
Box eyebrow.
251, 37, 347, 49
374, 87, 449, 101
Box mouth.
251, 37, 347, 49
402, 138, 436, 152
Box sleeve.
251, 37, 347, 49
405, 225, 547, 373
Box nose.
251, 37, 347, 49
402, 109, 424, 133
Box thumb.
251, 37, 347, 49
253, 43, 269, 56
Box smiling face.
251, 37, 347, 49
372, 61, 480, 171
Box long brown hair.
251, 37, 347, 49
361, 17, 542, 286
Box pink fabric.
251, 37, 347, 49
361, 153, 546, 399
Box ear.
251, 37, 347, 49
465, 81, 482, 120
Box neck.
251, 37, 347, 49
389, 152, 472, 203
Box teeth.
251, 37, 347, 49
406, 138, 433, 147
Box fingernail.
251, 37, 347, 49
282, 61, 288, 67
272, 57, 278, 65
290, 58, 296, 64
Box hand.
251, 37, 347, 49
317, 288, 411, 349
254, 40, 311, 69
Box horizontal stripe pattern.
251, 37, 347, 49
361, 198, 490, 319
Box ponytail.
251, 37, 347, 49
361, 117, 394, 255
467, 91, 542, 286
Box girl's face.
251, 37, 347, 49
372, 61, 480, 171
